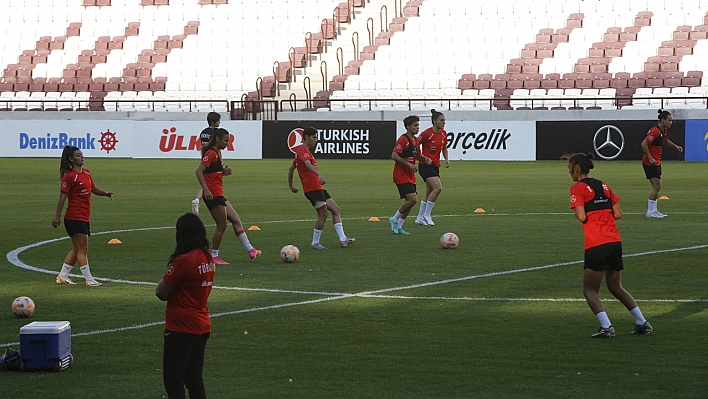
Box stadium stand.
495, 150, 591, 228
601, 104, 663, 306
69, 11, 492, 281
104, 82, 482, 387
1, 0, 708, 116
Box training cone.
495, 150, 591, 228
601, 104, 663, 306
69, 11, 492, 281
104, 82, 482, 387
248, 226, 261, 231
368, 217, 380, 222
474, 208, 486, 213
659, 196, 669, 200
108, 238, 122, 244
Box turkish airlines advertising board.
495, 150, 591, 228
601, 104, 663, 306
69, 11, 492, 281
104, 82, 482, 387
397, 121, 537, 161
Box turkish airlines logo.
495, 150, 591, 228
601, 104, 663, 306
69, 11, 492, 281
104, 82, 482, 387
287, 128, 305, 153
593, 125, 625, 160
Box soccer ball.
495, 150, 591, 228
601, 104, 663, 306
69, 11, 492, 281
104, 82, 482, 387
12, 296, 35, 318
440, 232, 459, 249
280, 245, 300, 263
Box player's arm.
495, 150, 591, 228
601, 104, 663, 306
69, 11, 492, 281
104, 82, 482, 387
665, 139, 683, 152
640, 140, 656, 164
304, 160, 326, 185
155, 278, 173, 301
195, 163, 213, 200
392, 151, 417, 171
573, 205, 587, 223
91, 186, 114, 199
612, 203, 622, 220
442, 145, 450, 168
52, 192, 69, 227
288, 163, 299, 193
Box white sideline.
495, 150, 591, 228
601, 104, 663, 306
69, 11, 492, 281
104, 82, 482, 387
3, 217, 707, 347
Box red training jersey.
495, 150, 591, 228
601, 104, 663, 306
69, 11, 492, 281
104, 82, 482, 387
201, 148, 224, 197
570, 180, 622, 250
60, 168, 95, 222
162, 248, 215, 335
393, 134, 418, 184
292, 145, 323, 193
418, 127, 448, 167
642, 126, 667, 166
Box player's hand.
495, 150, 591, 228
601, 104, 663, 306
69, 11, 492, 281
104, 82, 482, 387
319, 175, 326, 185
445, 159, 450, 168
290, 186, 299, 193
425, 157, 432, 165
223, 166, 233, 176
51, 217, 60, 228
410, 164, 418, 172
105, 191, 114, 200
676, 145, 683, 153
649, 157, 657, 165
204, 189, 213, 201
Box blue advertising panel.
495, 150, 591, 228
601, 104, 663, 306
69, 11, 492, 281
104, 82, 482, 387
685, 120, 708, 162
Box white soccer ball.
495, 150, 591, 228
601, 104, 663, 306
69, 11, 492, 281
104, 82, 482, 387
280, 245, 300, 263
440, 232, 459, 249
12, 296, 35, 318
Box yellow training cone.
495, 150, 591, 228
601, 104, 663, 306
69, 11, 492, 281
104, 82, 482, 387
248, 226, 261, 231
659, 196, 669, 200
474, 208, 486, 213
368, 217, 380, 222
108, 238, 122, 244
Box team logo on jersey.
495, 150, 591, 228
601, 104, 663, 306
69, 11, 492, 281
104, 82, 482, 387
593, 125, 625, 160
166, 266, 174, 276
287, 128, 305, 153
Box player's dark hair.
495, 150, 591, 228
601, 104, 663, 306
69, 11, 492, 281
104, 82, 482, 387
658, 109, 671, 121
562, 152, 595, 174
431, 109, 444, 123
59, 146, 80, 177
303, 126, 318, 137
201, 128, 230, 156
207, 112, 221, 127
403, 115, 419, 128
168, 213, 212, 266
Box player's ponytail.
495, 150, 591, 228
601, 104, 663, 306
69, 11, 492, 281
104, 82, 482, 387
562, 152, 595, 174
431, 109, 444, 123
59, 146, 80, 178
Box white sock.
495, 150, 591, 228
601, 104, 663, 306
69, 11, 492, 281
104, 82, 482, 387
392, 211, 402, 222
212, 249, 219, 257
425, 201, 436, 217
629, 307, 647, 325
596, 311, 612, 329
79, 264, 94, 280
648, 199, 657, 213
237, 231, 254, 251
397, 218, 405, 229
59, 263, 73, 277
333, 222, 346, 241
313, 229, 323, 245
417, 201, 427, 219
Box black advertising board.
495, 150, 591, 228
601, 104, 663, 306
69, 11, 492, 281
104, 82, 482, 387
262, 121, 397, 159
536, 120, 685, 161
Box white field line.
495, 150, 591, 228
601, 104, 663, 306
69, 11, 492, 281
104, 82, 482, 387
3, 218, 707, 347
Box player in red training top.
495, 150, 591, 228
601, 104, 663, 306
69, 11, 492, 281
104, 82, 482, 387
52, 146, 114, 287
191, 112, 221, 216
565, 152, 652, 338
641, 109, 683, 218
389, 115, 431, 235
156, 213, 215, 399
196, 128, 261, 265
288, 126, 355, 249
414, 109, 449, 226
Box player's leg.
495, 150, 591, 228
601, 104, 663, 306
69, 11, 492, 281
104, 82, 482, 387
72, 233, 101, 286
583, 268, 615, 338
163, 330, 190, 399
183, 333, 209, 399
225, 201, 260, 259
326, 198, 354, 247
396, 192, 417, 235
209, 204, 229, 263
605, 269, 651, 334
57, 230, 79, 284
423, 176, 442, 225
311, 202, 329, 249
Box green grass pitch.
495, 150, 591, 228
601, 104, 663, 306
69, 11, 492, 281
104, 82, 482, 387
1, 158, 706, 398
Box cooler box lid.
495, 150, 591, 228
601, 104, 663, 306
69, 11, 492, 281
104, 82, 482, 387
20, 321, 71, 334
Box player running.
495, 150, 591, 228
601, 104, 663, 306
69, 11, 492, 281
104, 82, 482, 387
641, 109, 683, 218
192, 112, 222, 216
415, 109, 450, 226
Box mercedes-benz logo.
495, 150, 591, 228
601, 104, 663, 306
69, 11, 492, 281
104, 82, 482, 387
593, 125, 625, 160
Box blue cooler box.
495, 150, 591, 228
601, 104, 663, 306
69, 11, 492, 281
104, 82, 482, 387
19, 321, 72, 371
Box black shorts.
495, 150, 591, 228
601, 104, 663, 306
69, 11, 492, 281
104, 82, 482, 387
418, 164, 440, 182
396, 182, 417, 199
643, 164, 662, 180
584, 242, 624, 272
304, 189, 331, 206
203, 196, 227, 211
64, 219, 90, 237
